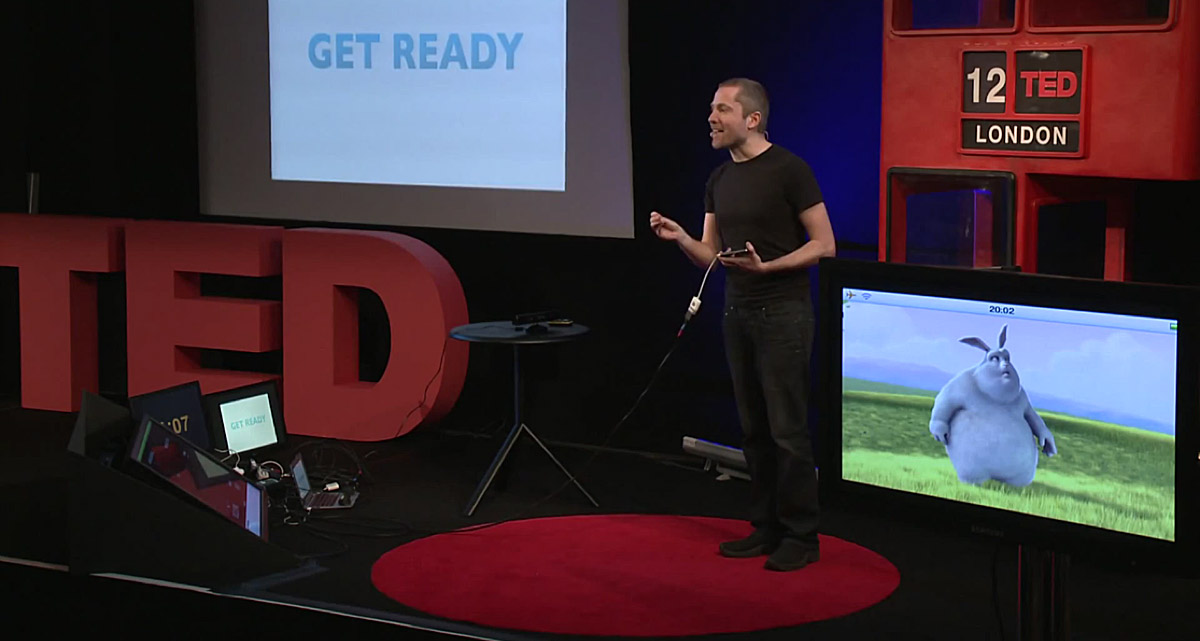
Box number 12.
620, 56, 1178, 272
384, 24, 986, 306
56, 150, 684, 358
967, 66, 1006, 105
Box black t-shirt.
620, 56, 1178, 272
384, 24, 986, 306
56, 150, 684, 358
704, 144, 824, 303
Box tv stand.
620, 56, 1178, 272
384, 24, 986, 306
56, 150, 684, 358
1017, 545, 1070, 641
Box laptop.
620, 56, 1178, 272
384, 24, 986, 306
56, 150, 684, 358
290, 453, 358, 510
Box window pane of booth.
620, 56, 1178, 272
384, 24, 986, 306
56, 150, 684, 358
905, 189, 1010, 267
886, 169, 1015, 269
1036, 201, 1106, 278
894, 0, 1016, 31
1030, 0, 1171, 28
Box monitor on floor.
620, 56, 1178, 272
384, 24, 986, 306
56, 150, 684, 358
129, 381, 211, 450
128, 414, 267, 539
203, 380, 286, 457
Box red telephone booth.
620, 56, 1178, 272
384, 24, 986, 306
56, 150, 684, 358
879, 0, 1199, 280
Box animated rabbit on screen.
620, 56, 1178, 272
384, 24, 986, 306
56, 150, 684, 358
929, 324, 1057, 486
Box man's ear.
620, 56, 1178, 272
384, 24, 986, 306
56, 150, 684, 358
746, 111, 762, 132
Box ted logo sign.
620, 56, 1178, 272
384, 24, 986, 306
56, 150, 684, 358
0, 215, 469, 442
1015, 49, 1084, 115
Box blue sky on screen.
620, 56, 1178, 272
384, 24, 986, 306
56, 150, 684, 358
843, 299, 1177, 432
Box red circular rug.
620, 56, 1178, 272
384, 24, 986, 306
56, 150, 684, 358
371, 514, 900, 636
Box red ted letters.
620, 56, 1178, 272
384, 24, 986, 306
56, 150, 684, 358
0, 214, 468, 441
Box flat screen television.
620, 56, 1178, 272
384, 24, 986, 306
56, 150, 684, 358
816, 258, 1199, 571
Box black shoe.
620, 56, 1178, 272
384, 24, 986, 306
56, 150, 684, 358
764, 540, 820, 571
718, 530, 780, 558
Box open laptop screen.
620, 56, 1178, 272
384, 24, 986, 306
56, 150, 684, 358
129, 416, 267, 539
290, 454, 312, 499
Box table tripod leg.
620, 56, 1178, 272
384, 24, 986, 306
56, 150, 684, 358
463, 421, 523, 517
520, 424, 599, 507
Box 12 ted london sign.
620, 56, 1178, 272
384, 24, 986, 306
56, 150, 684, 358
960, 48, 1087, 157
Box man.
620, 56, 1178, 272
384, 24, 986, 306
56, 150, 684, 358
650, 78, 835, 571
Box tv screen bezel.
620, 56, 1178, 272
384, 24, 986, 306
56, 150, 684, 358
815, 258, 1199, 572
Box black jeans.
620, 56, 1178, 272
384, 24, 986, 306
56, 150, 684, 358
722, 297, 819, 547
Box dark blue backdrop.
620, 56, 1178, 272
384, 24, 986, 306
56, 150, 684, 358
631, 1, 883, 250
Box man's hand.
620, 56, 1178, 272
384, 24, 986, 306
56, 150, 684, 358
649, 211, 684, 241
718, 242, 772, 273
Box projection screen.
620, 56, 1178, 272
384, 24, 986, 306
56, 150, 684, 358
196, 0, 633, 238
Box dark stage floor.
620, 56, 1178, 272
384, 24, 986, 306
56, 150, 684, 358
1, 401, 1198, 640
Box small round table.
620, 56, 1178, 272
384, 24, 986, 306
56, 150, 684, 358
450, 321, 598, 517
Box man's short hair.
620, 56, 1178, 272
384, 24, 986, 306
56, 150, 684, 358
719, 78, 769, 133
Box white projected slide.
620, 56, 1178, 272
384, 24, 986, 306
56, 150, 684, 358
269, 0, 566, 191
